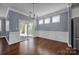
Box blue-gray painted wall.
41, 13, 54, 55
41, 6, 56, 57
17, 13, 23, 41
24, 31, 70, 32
7, 10, 29, 32
37, 10, 68, 32
0, 9, 30, 41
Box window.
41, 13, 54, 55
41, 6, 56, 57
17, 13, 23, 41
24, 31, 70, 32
6, 20, 9, 31
52, 15, 60, 23
45, 18, 50, 24
0, 20, 1, 31
39, 19, 43, 24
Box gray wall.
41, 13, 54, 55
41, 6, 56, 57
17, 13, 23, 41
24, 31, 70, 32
37, 10, 68, 32
7, 10, 29, 32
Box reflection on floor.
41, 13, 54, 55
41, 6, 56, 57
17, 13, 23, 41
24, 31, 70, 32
0, 37, 79, 55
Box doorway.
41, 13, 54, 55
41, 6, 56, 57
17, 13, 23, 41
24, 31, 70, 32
19, 20, 27, 36
19, 20, 33, 37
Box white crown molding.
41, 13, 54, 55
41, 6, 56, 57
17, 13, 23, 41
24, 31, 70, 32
5, 7, 28, 18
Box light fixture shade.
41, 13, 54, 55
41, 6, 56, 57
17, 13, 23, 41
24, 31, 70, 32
28, 3, 35, 20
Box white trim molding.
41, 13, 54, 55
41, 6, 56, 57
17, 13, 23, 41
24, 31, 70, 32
5, 7, 28, 18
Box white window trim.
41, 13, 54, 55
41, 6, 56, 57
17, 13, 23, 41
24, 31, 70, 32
6, 20, 9, 31
0, 20, 1, 31
39, 19, 43, 24
52, 15, 60, 23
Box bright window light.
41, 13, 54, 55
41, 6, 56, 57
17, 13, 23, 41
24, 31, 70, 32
39, 19, 43, 24
52, 15, 60, 23
0, 20, 1, 31
6, 20, 9, 31
45, 18, 50, 24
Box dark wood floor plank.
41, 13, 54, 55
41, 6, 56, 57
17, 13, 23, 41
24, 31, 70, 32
0, 37, 79, 55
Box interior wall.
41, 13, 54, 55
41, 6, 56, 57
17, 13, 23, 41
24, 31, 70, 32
37, 12, 68, 32
36, 8, 69, 43
36, 31, 68, 43
7, 9, 30, 44
7, 9, 29, 32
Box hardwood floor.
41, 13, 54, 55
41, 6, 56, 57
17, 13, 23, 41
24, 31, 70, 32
0, 37, 79, 55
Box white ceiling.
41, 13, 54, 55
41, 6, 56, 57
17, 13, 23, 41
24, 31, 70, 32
0, 3, 68, 17
34, 3, 68, 17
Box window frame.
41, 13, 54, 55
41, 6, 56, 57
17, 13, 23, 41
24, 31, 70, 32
6, 20, 9, 31
0, 19, 1, 31
39, 19, 43, 24
44, 18, 50, 24
52, 15, 60, 23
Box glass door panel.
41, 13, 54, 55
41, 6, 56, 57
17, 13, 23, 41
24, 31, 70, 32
19, 19, 34, 37
19, 20, 27, 36
28, 22, 33, 36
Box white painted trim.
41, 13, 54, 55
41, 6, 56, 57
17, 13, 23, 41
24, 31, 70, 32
5, 7, 9, 18
67, 7, 71, 47
5, 7, 28, 18
36, 31, 68, 43
0, 36, 10, 45
67, 5, 72, 48
0, 36, 6, 38
5, 37, 9, 44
